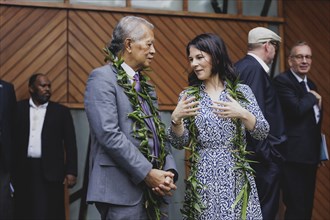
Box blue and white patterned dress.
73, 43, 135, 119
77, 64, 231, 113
169, 82, 269, 220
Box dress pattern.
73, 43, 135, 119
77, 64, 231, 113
169, 82, 269, 220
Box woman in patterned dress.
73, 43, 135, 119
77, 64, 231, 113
168, 33, 269, 220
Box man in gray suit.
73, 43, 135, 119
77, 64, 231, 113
84, 16, 178, 220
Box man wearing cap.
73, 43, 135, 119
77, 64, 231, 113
235, 27, 287, 219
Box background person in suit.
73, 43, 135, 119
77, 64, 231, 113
0, 80, 16, 220
84, 16, 177, 220
13, 73, 78, 220
274, 41, 322, 220
234, 27, 287, 220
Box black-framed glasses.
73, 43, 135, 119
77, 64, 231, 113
262, 40, 279, 50
269, 40, 279, 50
291, 54, 312, 61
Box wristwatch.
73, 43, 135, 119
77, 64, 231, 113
171, 119, 182, 126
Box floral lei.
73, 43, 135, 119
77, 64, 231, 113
103, 48, 168, 220
183, 77, 255, 220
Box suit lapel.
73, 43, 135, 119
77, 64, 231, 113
306, 80, 316, 91
287, 71, 306, 94
23, 100, 31, 136
41, 102, 52, 138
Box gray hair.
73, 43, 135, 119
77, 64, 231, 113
289, 41, 310, 56
247, 42, 264, 51
108, 16, 154, 57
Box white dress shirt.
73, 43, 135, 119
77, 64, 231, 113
27, 98, 48, 158
121, 62, 137, 83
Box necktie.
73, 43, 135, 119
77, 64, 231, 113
300, 81, 320, 123
133, 74, 141, 92
299, 81, 308, 93
133, 74, 160, 162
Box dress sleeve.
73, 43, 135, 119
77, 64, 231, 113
167, 124, 190, 150
239, 84, 270, 140
167, 90, 191, 150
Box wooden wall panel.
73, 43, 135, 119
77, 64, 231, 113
67, 10, 119, 103
0, 5, 281, 109
283, 1, 330, 219
0, 6, 68, 102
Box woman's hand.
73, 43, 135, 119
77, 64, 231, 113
170, 94, 200, 136
212, 95, 247, 119
212, 95, 256, 131
171, 94, 200, 123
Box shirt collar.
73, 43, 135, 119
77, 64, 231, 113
121, 62, 137, 78
290, 69, 307, 83
247, 52, 270, 73
29, 98, 48, 109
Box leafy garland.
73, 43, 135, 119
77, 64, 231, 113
180, 86, 206, 219
226, 77, 256, 220
103, 47, 168, 220
183, 78, 255, 220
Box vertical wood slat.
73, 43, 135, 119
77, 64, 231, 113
278, 0, 283, 17
126, 0, 131, 8
236, 0, 242, 15
279, 24, 285, 72
182, 0, 188, 11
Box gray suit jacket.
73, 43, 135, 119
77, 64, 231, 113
85, 64, 177, 206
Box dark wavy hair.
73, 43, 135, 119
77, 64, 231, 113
186, 33, 238, 86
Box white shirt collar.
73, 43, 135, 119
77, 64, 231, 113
29, 98, 48, 109
121, 62, 136, 78
247, 52, 270, 73
290, 69, 307, 83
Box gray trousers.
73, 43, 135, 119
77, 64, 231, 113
95, 198, 169, 220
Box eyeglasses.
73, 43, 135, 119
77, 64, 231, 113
262, 41, 279, 50
269, 41, 279, 50
291, 54, 312, 61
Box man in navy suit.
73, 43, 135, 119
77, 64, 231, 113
0, 79, 16, 220
274, 41, 322, 220
235, 27, 287, 220
13, 73, 78, 220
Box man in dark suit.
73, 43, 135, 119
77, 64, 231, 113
0, 80, 16, 220
274, 41, 322, 220
13, 73, 78, 220
235, 27, 287, 220
85, 16, 177, 220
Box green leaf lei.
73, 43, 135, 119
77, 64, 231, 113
103, 47, 168, 220
226, 77, 256, 220
181, 86, 206, 220
183, 78, 255, 220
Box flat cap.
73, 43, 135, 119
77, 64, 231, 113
248, 27, 281, 43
